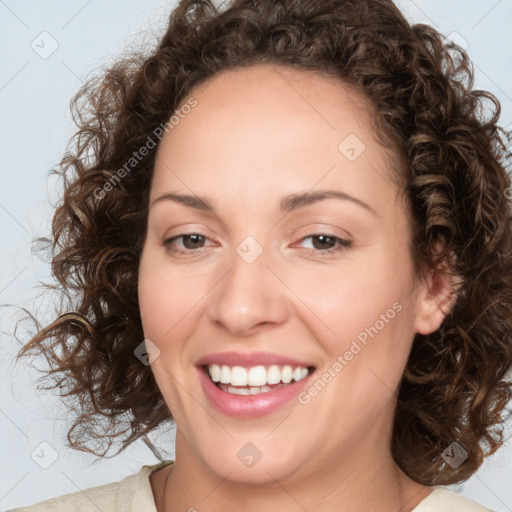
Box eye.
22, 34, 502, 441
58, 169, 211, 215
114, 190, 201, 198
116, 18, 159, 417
163, 233, 214, 254
295, 234, 352, 253
162, 232, 351, 255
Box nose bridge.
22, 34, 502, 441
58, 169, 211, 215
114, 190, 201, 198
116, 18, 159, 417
206, 238, 289, 335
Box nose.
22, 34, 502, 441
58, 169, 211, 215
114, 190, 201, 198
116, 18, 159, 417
206, 250, 290, 337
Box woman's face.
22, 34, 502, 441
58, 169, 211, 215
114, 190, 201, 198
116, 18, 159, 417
138, 64, 436, 484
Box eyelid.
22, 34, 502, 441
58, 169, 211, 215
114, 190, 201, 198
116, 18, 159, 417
161, 221, 354, 256
161, 222, 219, 239
290, 222, 353, 241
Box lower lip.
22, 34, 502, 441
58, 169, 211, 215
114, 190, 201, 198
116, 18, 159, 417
197, 367, 313, 418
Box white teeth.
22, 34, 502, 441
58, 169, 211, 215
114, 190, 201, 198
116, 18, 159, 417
209, 364, 221, 382
281, 365, 293, 384
231, 366, 247, 386
207, 363, 311, 389
222, 385, 273, 395
228, 385, 249, 395
293, 367, 303, 381
220, 365, 231, 384
267, 365, 281, 384
248, 365, 267, 386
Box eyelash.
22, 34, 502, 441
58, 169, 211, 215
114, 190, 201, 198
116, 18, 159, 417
163, 233, 352, 255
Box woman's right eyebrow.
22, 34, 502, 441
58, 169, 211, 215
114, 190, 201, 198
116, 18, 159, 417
150, 189, 377, 216
150, 192, 213, 212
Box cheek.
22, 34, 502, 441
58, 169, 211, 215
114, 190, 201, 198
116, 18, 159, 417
138, 253, 199, 342
138, 251, 224, 367
137, 253, 206, 418
284, 258, 412, 346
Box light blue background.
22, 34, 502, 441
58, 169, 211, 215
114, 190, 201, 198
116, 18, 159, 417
1, 1, 511, 510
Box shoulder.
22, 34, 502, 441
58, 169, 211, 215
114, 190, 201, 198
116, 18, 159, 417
413, 487, 494, 512
7, 461, 172, 512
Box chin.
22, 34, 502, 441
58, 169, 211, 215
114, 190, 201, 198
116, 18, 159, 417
193, 435, 306, 485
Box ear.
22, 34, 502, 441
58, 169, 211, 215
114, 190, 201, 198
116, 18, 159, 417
414, 267, 459, 335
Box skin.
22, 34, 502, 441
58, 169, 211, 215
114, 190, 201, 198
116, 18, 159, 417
138, 64, 453, 512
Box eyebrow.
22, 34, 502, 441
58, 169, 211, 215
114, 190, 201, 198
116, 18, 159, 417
151, 189, 377, 216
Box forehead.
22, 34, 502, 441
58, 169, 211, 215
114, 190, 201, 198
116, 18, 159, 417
162, 63, 374, 152
150, 64, 399, 213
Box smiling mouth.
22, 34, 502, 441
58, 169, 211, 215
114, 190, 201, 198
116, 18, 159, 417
202, 364, 316, 395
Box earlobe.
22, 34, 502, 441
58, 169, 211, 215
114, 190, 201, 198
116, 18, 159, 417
414, 269, 459, 335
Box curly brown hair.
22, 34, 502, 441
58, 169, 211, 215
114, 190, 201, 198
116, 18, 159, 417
16, 0, 512, 485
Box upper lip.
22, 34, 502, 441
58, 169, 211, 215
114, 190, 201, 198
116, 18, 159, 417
196, 351, 316, 368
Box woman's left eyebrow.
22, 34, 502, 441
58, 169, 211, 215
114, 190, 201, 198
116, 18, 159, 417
150, 189, 378, 216
280, 190, 378, 216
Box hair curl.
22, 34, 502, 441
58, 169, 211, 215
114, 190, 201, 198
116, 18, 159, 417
16, 0, 512, 485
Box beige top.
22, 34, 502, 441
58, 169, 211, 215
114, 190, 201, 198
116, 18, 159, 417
8, 461, 493, 511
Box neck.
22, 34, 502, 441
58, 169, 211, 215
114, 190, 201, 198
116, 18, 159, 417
157, 429, 432, 512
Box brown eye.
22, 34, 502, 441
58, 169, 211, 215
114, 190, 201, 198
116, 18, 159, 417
163, 233, 211, 254
181, 234, 206, 249
311, 235, 337, 250
297, 234, 352, 253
